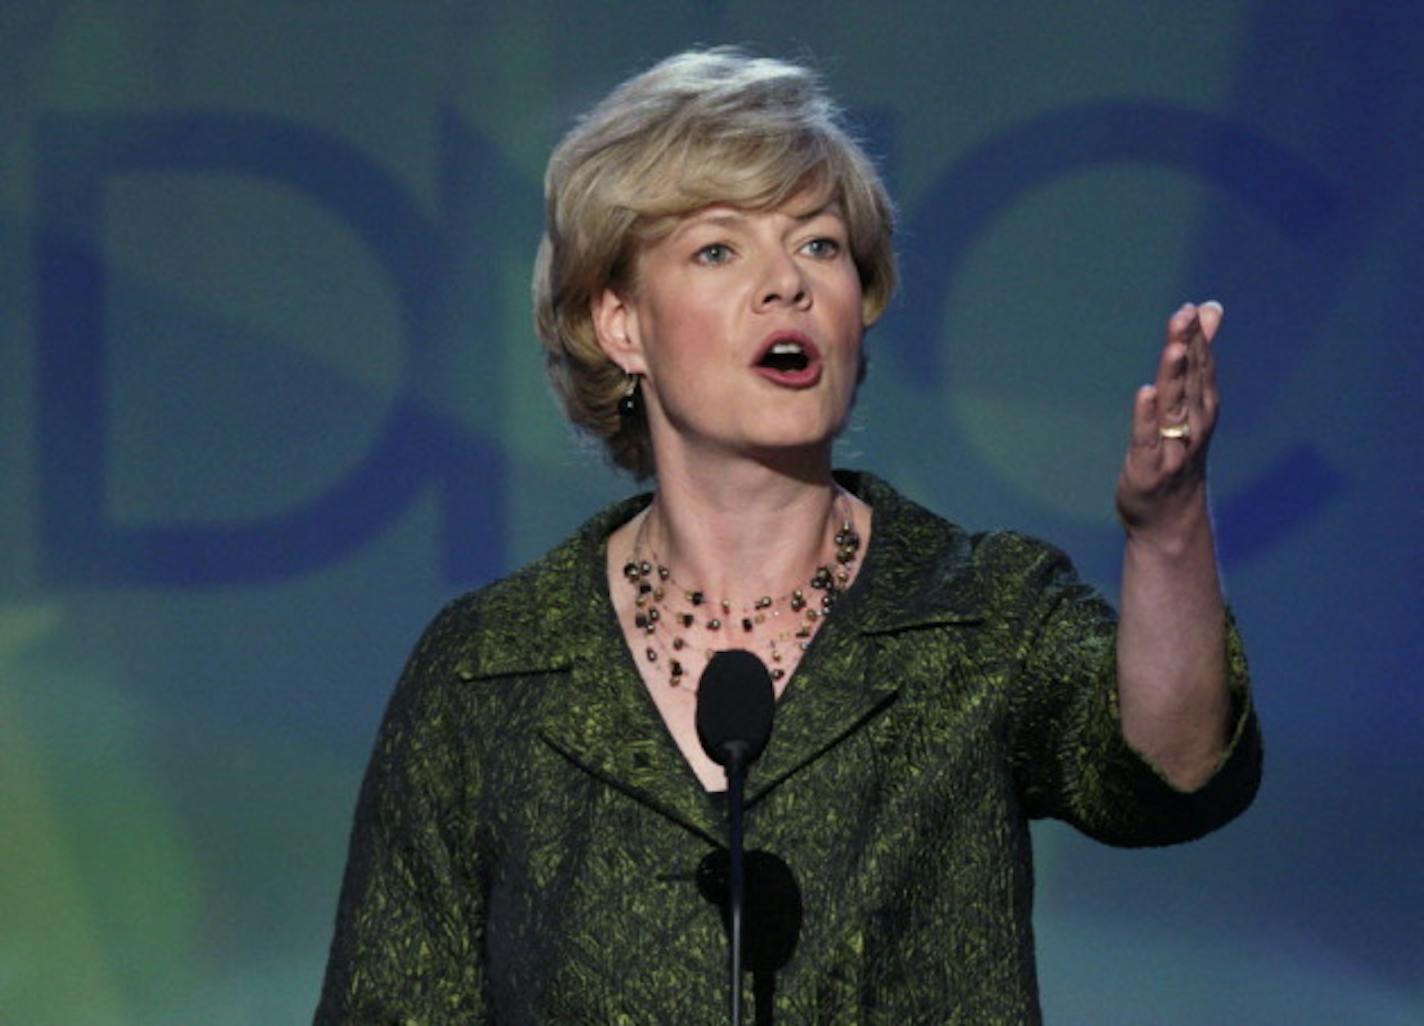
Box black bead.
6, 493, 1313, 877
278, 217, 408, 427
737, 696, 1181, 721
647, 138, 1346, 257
618, 381, 640, 420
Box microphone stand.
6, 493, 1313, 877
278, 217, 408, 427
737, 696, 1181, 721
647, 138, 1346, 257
725, 740, 750, 1026
695, 648, 773, 1026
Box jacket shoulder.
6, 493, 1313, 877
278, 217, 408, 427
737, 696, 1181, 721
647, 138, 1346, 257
848, 471, 1082, 629
411, 494, 645, 682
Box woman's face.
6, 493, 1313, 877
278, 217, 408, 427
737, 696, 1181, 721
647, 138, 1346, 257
595, 192, 865, 469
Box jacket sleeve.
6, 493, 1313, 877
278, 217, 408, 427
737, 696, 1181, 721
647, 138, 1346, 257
998, 534, 1263, 847
314, 604, 489, 1025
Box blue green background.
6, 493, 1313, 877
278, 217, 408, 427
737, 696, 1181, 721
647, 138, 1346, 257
3, 2, 1420, 1022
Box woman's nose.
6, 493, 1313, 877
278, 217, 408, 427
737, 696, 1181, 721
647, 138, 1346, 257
755, 253, 810, 310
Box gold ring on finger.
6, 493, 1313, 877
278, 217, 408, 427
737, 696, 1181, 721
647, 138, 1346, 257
1158, 421, 1190, 441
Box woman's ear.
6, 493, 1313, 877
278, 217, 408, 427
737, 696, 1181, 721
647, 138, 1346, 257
591, 287, 647, 374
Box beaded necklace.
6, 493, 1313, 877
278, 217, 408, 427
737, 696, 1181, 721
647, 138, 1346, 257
622, 497, 862, 687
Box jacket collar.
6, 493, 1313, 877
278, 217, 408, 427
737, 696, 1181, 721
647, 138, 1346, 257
838, 470, 988, 633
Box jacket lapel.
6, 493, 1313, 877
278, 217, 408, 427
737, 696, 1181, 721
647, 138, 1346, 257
540, 623, 728, 845
746, 473, 989, 807
523, 494, 727, 844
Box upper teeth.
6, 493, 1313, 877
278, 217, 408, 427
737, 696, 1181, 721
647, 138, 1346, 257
770, 342, 805, 355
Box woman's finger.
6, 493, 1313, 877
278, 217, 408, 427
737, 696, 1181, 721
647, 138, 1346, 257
1196, 299, 1224, 343
1154, 336, 1189, 425
1130, 383, 1160, 451
1195, 301, 1222, 432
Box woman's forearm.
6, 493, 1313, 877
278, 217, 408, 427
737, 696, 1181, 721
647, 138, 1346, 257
1115, 490, 1231, 791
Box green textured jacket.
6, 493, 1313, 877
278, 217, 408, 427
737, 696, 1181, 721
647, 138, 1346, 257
315, 472, 1261, 1025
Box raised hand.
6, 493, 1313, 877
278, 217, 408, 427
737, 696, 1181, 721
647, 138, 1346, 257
1116, 301, 1223, 535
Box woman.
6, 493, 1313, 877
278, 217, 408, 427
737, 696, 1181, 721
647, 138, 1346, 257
315, 48, 1261, 1024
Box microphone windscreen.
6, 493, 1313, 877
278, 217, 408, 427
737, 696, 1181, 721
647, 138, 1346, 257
696, 649, 775, 767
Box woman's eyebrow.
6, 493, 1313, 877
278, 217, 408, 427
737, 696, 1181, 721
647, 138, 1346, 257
795, 202, 845, 223
687, 205, 844, 231
680, 211, 748, 232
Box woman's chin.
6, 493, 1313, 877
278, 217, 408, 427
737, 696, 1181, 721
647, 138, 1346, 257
737, 434, 841, 472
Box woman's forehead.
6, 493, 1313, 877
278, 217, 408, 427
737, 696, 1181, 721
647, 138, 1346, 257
672, 192, 846, 233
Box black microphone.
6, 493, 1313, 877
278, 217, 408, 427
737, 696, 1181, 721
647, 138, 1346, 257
696, 649, 775, 1026
696, 649, 775, 769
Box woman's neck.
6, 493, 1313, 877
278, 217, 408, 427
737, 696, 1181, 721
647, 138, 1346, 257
639, 454, 845, 602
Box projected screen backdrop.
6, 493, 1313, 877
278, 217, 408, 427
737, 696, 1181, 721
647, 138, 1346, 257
3, 3, 1420, 1023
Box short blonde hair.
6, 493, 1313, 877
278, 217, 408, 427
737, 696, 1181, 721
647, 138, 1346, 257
533, 47, 898, 478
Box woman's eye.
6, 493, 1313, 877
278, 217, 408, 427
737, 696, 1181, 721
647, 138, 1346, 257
694, 243, 733, 265
802, 237, 842, 259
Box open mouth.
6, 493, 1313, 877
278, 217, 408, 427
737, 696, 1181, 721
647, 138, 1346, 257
757, 340, 812, 373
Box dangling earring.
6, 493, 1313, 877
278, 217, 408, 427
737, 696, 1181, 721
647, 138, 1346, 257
618, 372, 641, 420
